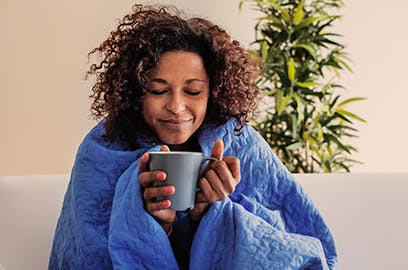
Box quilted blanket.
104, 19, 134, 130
49, 120, 337, 269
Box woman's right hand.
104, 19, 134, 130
138, 145, 176, 235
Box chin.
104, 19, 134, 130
161, 137, 189, 146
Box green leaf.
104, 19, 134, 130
320, 32, 342, 38
263, 88, 278, 96
293, 44, 317, 60
334, 112, 353, 124
325, 134, 351, 153
291, 114, 298, 137
295, 15, 331, 29
256, 15, 282, 25
238, 0, 245, 11
288, 58, 296, 82
276, 91, 292, 115
260, 40, 268, 62
296, 81, 319, 88
293, 0, 305, 25
327, 124, 358, 133
334, 57, 352, 72
303, 132, 317, 145
337, 97, 366, 107
286, 142, 303, 151
293, 93, 305, 106
271, 3, 291, 23
336, 108, 366, 122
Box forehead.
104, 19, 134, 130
152, 51, 207, 76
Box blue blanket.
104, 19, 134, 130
49, 120, 337, 269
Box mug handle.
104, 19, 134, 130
196, 156, 218, 192
201, 156, 218, 163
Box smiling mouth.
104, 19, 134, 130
161, 118, 192, 123
159, 118, 193, 127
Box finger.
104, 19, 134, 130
139, 145, 169, 172
146, 199, 172, 212
195, 191, 208, 204
139, 170, 166, 188
197, 177, 216, 203
222, 156, 241, 183
211, 139, 224, 160
143, 185, 175, 201
204, 168, 229, 200
138, 152, 150, 171
204, 157, 241, 197
160, 145, 170, 152
209, 160, 231, 181
198, 175, 226, 203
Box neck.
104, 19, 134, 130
168, 135, 200, 152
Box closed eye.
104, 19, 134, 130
148, 89, 168, 95
185, 90, 201, 96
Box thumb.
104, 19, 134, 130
211, 139, 224, 160
160, 145, 170, 152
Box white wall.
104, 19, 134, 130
1, 0, 407, 175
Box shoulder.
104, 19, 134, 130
82, 122, 154, 152
71, 122, 145, 180
83, 122, 127, 151
75, 122, 140, 163
227, 123, 271, 155
197, 119, 271, 154
228, 123, 289, 176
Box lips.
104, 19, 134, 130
159, 118, 193, 129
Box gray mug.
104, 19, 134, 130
148, 151, 217, 211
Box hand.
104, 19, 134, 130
189, 139, 241, 221
138, 145, 175, 235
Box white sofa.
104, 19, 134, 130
1, 173, 407, 270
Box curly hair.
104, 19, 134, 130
87, 4, 260, 149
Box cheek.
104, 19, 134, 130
141, 99, 155, 123
196, 101, 208, 120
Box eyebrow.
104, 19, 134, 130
151, 78, 207, 84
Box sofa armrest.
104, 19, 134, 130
0, 175, 69, 270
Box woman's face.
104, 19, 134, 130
142, 51, 210, 146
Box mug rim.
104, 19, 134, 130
149, 151, 203, 155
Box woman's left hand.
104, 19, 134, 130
189, 139, 240, 221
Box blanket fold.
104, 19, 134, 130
49, 120, 337, 269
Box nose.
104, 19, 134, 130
165, 92, 185, 115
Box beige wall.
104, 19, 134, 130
1, 0, 407, 175
332, 0, 408, 173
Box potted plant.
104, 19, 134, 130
240, 0, 365, 173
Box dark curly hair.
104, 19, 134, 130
87, 4, 260, 149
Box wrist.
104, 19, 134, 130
189, 202, 210, 222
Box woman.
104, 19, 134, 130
49, 4, 337, 270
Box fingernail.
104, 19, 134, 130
142, 153, 148, 160
161, 200, 171, 208
164, 186, 174, 194
156, 172, 166, 180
